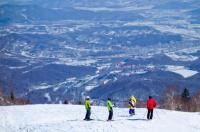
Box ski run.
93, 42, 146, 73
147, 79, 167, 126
0, 104, 200, 132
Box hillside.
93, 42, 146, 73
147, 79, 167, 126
0, 90, 29, 105
0, 0, 200, 103
0, 105, 200, 132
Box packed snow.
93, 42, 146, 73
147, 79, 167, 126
0, 105, 200, 132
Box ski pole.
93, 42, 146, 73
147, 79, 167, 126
155, 109, 160, 119
143, 110, 147, 119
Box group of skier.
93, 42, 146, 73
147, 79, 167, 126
84, 97, 114, 121
84, 96, 157, 121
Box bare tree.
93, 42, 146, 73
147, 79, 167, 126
161, 86, 180, 110
191, 90, 200, 112
0, 87, 3, 97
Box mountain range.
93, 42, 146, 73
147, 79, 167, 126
0, 0, 200, 103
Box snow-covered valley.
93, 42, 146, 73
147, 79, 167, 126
1, 0, 200, 103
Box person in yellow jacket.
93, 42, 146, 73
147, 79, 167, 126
84, 96, 91, 121
128, 96, 137, 116
106, 98, 114, 121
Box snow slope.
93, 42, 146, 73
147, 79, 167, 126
165, 65, 199, 78
0, 105, 200, 132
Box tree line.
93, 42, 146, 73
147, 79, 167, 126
1, 85, 200, 112
160, 86, 200, 112
0, 87, 30, 105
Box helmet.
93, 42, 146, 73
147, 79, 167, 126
130, 96, 135, 100
130, 96, 137, 103
86, 96, 90, 99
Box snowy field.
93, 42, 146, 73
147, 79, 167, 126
165, 65, 199, 78
0, 104, 200, 132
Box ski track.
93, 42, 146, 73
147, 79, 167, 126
0, 105, 200, 132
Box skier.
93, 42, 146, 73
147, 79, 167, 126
84, 96, 91, 121
146, 96, 157, 120
128, 96, 137, 116
106, 98, 114, 121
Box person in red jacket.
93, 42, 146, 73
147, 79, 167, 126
146, 96, 157, 120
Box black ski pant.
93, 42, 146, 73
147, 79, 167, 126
84, 109, 91, 120
108, 109, 113, 120
147, 109, 154, 120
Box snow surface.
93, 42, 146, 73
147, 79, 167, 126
165, 65, 198, 78
165, 53, 198, 62
44, 93, 51, 102
0, 105, 200, 132
75, 6, 153, 12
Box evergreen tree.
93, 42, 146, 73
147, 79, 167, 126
10, 91, 15, 101
181, 88, 191, 111
162, 86, 179, 110
181, 88, 190, 100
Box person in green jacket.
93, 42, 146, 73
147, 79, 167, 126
106, 98, 114, 121
84, 96, 91, 121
